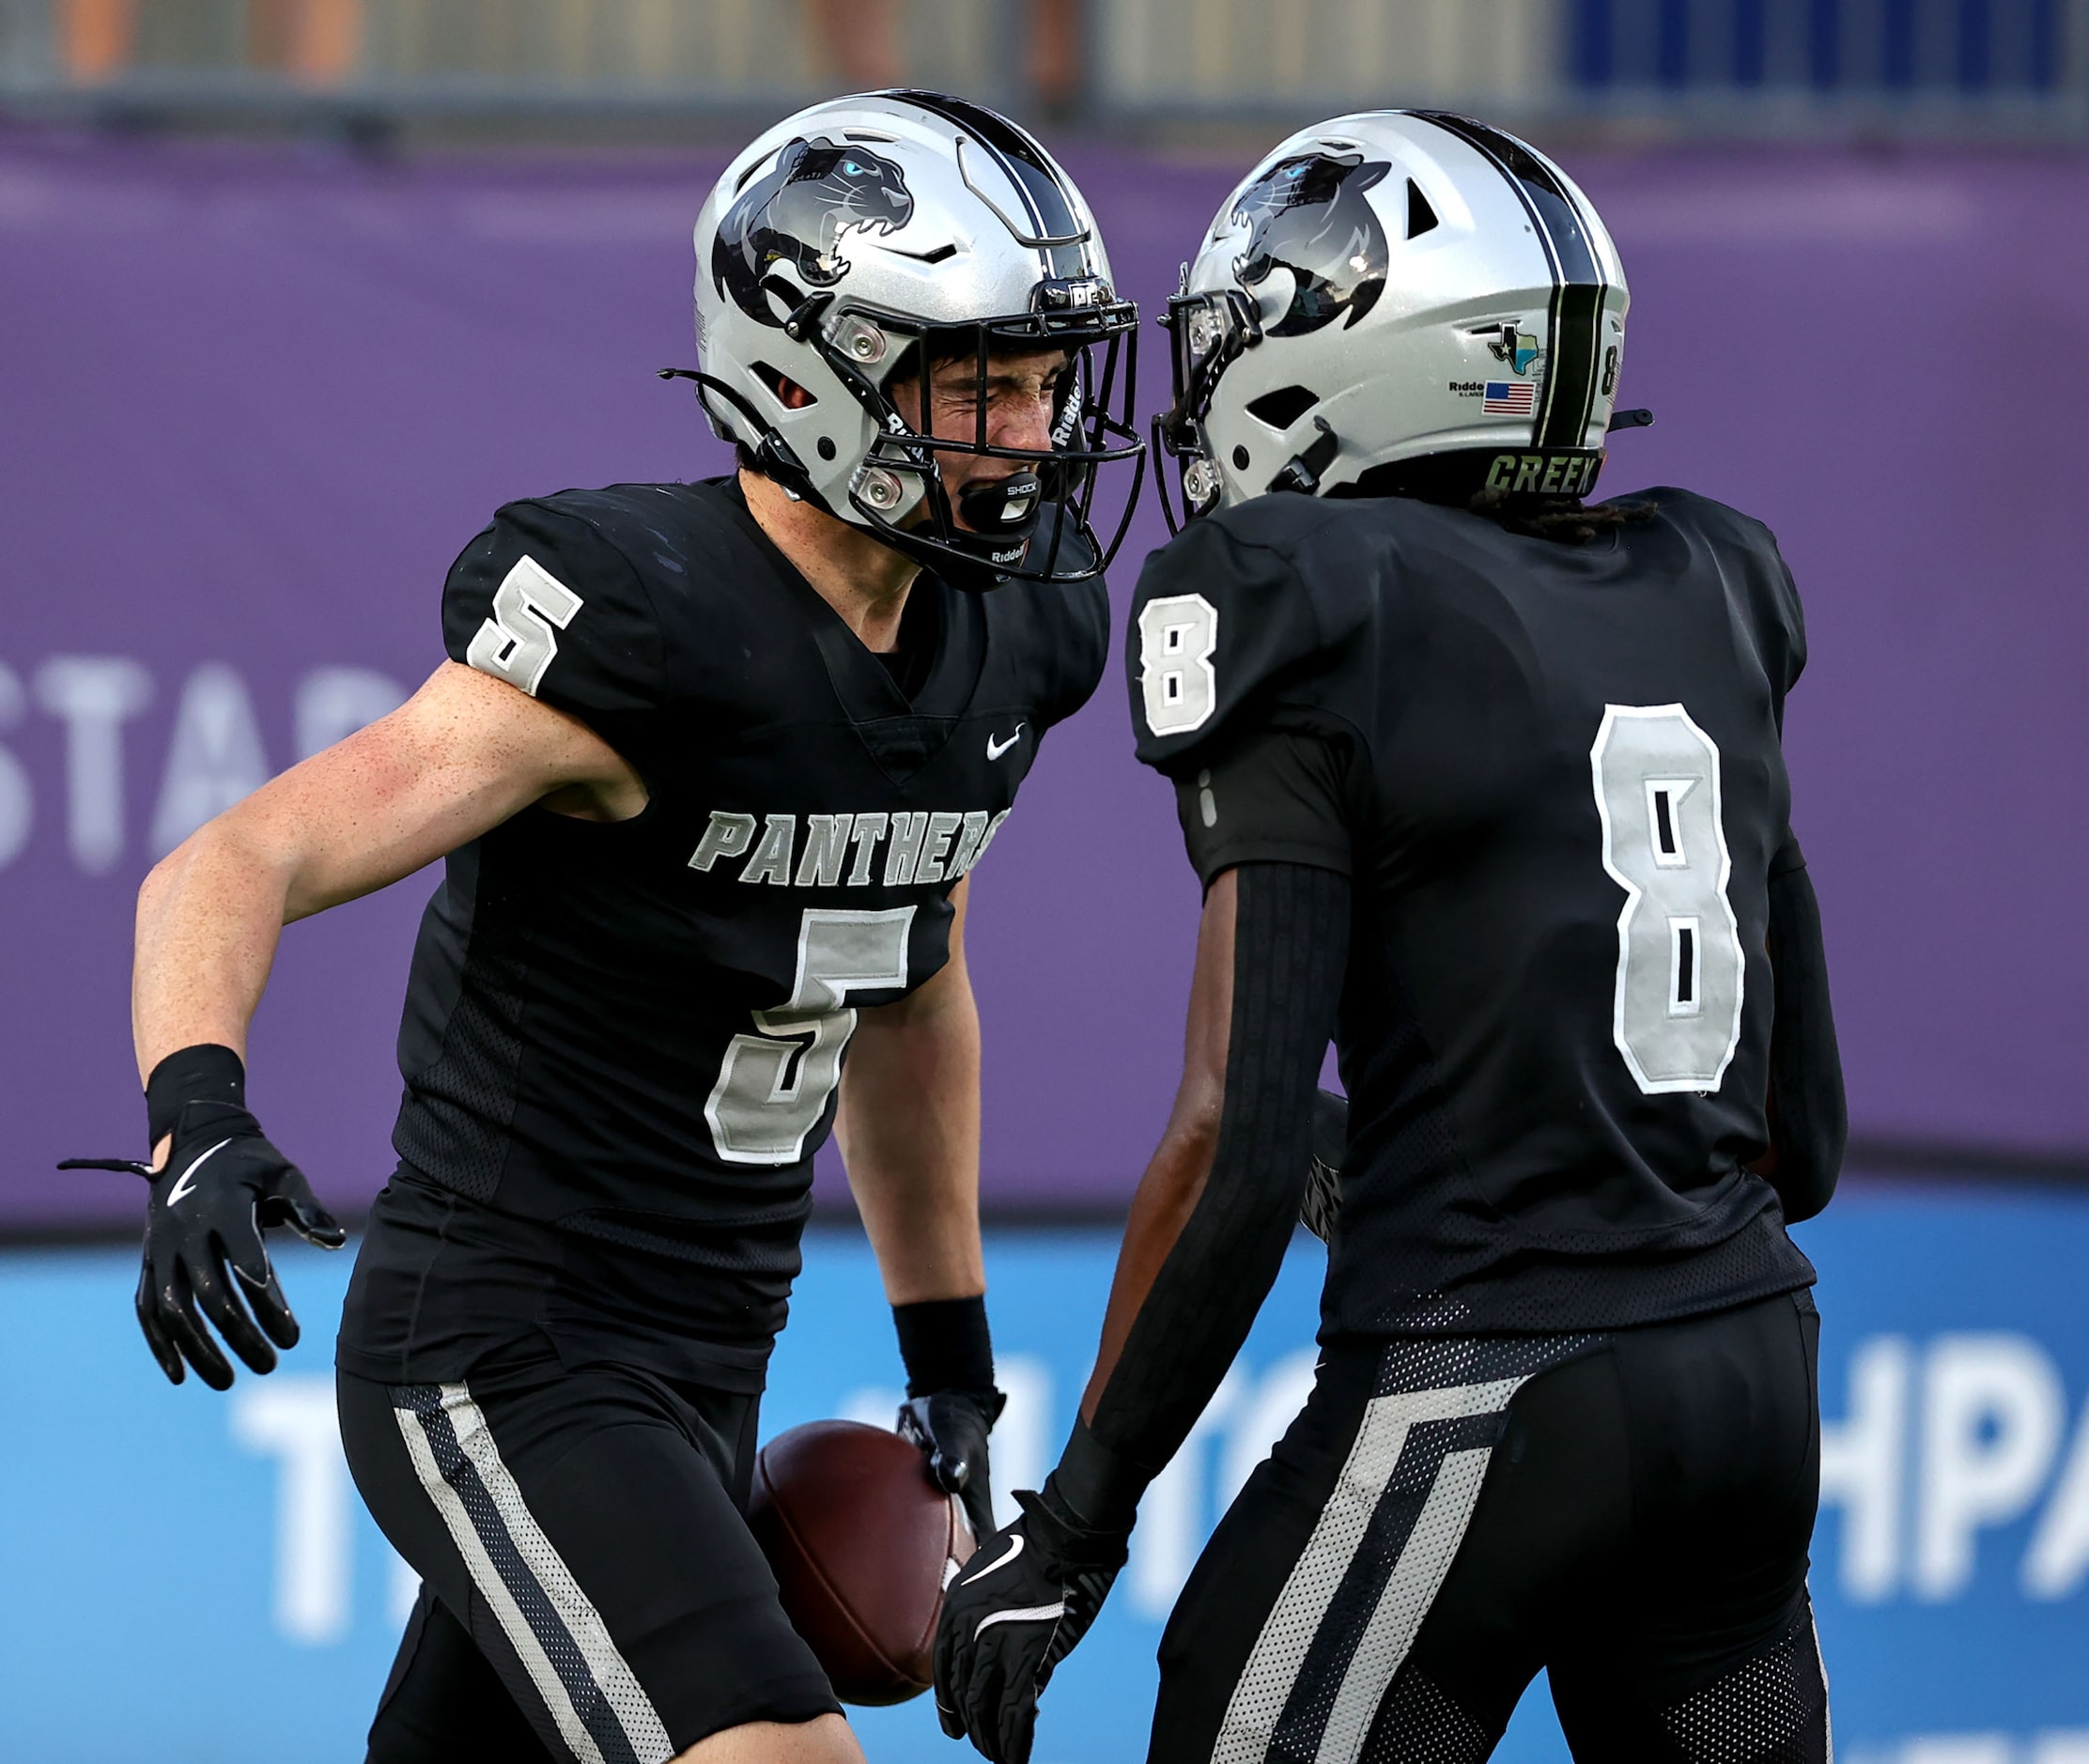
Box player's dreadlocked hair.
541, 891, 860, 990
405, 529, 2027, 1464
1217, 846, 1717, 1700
1466, 489, 1658, 546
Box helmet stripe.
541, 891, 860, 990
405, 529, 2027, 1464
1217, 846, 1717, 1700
887, 88, 1091, 279
1409, 111, 1609, 455
1542, 283, 1606, 451
1410, 111, 1602, 284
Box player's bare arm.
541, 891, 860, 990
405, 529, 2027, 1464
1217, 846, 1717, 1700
89, 660, 642, 1391
1082, 871, 1233, 1404
833, 874, 1004, 1541
836, 875, 984, 1308
133, 658, 640, 1106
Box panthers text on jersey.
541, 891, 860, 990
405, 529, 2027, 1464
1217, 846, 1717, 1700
1126, 487, 1818, 1337
338, 476, 1106, 1388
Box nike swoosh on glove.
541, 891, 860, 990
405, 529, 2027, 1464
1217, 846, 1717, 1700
898, 1387, 1006, 1546
934, 1483, 1128, 1764
65, 1103, 344, 1390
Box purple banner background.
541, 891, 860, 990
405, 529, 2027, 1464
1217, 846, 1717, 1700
3, 132, 2085, 1229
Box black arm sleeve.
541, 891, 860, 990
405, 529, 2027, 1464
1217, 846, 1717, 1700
1764, 844, 1846, 1224
1053, 861, 1349, 1529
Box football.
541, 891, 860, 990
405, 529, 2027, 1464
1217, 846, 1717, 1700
747, 1418, 978, 1705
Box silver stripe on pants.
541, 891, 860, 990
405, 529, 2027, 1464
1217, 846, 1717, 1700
1212, 1376, 1528, 1764
394, 1383, 675, 1764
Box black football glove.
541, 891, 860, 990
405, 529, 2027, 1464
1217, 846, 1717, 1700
61, 1044, 344, 1390
898, 1387, 1006, 1546
934, 1478, 1129, 1764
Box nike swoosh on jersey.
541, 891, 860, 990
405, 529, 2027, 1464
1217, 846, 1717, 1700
959, 1533, 1026, 1584
165, 1137, 235, 1207
986, 725, 1027, 761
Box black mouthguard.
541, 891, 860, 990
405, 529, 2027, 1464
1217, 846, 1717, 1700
957, 470, 1044, 538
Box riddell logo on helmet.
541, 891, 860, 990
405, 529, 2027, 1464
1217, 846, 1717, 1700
1486, 453, 1602, 496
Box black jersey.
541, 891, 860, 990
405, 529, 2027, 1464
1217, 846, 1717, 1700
338, 477, 1106, 1387
1126, 487, 1818, 1338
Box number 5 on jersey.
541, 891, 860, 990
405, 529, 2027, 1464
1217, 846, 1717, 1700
467, 555, 584, 698
705, 906, 916, 1164
1590, 704, 1744, 1094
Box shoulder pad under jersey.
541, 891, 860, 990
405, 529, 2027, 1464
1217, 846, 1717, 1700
1636, 486, 1808, 697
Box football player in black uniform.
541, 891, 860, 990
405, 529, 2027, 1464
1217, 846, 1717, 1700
938, 111, 1847, 1764
85, 92, 1141, 1764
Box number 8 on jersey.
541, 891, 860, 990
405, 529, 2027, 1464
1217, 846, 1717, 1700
1591, 704, 1745, 1095
1137, 594, 1220, 737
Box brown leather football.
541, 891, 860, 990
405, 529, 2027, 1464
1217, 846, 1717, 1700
747, 1418, 977, 1705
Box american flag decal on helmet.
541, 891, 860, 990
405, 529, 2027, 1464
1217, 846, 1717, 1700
1483, 380, 1536, 415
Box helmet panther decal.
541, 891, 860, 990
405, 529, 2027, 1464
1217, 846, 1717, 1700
712, 135, 915, 328
1230, 151, 1389, 337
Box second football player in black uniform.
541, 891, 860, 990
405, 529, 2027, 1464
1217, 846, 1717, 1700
101, 92, 1141, 1764
939, 111, 1846, 1764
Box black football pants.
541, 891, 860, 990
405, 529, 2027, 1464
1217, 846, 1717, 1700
338, 1338, 838, 1764
1152, 1291, 1826, 1764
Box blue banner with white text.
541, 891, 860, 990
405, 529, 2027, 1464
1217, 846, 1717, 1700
1, 1184, 2085, 1763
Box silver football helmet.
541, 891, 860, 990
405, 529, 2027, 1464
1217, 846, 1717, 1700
1155, 110, 1633, 528
685, 89, 1142, 589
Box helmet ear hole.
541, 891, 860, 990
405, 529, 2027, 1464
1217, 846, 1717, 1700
1245, 385, 1320, 430
750, 362, 818, 410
